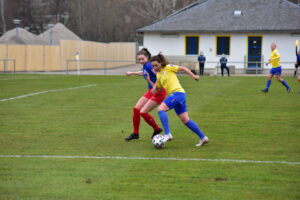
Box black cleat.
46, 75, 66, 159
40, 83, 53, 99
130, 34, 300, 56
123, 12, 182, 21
151, 128, 163, 139
125, 133, 139, 141
261, 89, 268, 93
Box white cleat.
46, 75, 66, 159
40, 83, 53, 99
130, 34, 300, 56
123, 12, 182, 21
164, 133, 173, 143
196, 136, 209, 147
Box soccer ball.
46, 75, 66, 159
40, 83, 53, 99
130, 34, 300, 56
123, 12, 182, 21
152, 134, 165, 149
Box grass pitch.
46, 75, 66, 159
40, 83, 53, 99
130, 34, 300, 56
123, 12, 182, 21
0, 74, 299, 200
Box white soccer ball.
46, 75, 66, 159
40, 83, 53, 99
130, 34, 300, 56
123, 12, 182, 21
152, 134, 165, 149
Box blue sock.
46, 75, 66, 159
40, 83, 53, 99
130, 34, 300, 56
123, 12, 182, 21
158, 110, 170, 135
185, 120, 205, 139
266, 80, 271, 89
281, 80, 290, 89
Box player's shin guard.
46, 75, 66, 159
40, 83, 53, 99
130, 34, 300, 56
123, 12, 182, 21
185, 120, 205, 139
132, 107, 140, 134
158, 110, 170, 135
140, 112, 159, 131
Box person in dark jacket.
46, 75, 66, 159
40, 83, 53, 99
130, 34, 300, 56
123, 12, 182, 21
198, 51, 206, 76
294, 40, 300, 77
220, 54, 230, 76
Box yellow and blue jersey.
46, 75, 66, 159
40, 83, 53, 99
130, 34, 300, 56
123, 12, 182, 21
270, 49, 281, 68
156, 64, 185, 95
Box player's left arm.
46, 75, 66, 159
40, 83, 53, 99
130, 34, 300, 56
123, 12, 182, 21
178, 66, 199, 81
145, 72, 155, 87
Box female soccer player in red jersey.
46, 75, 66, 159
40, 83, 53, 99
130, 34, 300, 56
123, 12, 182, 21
125, 48, 166, 141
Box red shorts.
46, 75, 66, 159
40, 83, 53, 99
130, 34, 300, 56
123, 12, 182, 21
143, 88, 166, 104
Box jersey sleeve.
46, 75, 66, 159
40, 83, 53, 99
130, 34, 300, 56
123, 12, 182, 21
166, 64, 179, 72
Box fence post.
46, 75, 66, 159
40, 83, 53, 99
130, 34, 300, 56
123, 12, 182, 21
104, 61, 107, 75
66, 60, 69, 75
256, 62, 257, 76
4, 59, 6, 72
13, 59, 16, 73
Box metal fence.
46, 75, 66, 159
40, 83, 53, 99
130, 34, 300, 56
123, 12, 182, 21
170, 60, 297, 76
0, 59, 16, 72
66, 59, 136, 75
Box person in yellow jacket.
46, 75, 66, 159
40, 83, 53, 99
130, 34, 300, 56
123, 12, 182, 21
261, 43, 291, 93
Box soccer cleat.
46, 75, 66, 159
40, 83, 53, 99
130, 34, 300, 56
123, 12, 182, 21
125, 133, 139, 141
151, 128, 163, 139
163, 133, 173, 143
261, 89, 268, 93
287, 87, 292, 94
196, 136, 209, 147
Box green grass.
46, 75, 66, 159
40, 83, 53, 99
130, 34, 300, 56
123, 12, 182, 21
0, 74, 299, 200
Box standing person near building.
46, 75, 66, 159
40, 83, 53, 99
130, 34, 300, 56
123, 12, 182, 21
124, 48, 166, 141
198, 51, 206, 76
261, 42, 291, 93
294, 40, 300, 77
219, 54, 230, 76
150, 53, 209, 147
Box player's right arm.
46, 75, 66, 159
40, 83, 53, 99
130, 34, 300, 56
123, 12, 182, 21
178, 66, 199, 81
125, 71, 143, 76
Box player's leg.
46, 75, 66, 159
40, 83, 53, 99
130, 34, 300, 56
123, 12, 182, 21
157, 99, 174, 142
262, 73, 274, 93
294, 64, 298, 77
226, 66, 230, 76
141, 88, 166, 138
200, 64, 204, 76
125, 96, 149, 141
221, 66, 224, 76
157, 102, 170, 134
174, 97, 208, 146
140, 99, 162, 138
276, 74, 291, 93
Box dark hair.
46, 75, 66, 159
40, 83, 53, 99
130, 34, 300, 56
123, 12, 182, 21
150, 52, 168, 67
137, 48, 151, 59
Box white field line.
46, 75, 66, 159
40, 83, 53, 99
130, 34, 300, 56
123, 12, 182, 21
0, 84, 97, 102
0, 75, 67, 81
0, 155, 299, 165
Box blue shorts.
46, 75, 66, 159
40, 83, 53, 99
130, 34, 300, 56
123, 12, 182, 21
270, 66, 282, 75
164, 92, 187, 115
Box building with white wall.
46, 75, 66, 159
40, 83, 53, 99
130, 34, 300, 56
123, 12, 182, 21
137, 0, 300, 74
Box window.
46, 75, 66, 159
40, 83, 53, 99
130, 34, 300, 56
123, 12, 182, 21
185, 36, 199, 55
216, 36, 230, 55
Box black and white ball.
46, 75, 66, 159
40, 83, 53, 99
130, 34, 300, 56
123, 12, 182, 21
152, 134, 165, 149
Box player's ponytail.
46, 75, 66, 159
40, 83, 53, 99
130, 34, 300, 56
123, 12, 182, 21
150, 52, 168, 67
137, 48, 151, 59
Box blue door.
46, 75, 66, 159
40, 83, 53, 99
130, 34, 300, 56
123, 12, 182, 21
248, 36, 262, 68
186, 36, 199, 55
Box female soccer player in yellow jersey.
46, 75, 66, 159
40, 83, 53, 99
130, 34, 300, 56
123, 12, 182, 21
150, 53, 209, 147
261, 43, 291, 93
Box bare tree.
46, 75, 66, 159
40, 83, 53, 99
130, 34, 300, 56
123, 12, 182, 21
0, 0, 5, 34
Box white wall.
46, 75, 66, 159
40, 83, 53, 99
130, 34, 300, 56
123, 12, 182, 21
143, 32, 300, 69
263, 33, 300, 69
143, 33, 184, 55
